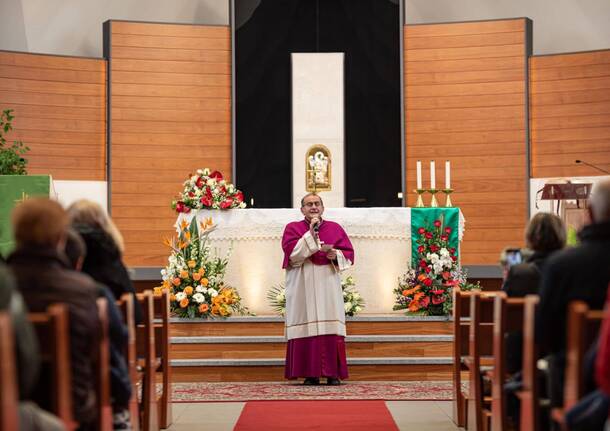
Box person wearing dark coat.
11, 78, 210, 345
63, 229, 133, 429
0, 262, 65, 431
7, 198, 101, 429
67, 200, 142, 324
502, 212, 566, 373
537, 179, 610, 408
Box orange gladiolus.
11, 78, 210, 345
162, 280, 171, 289
179, 298, 189, 308
402, 289, 410, 297
201, 278, 209, 287
198, 303, 209, 313
192, 273, 202, 281
417, 274, 427, 282
153, 287, 163, 296
211, 305, 220, 315
184, 286, 194, 296
172, 278, 181, 286
187, 260, 196, 268
408, 301, 420, 312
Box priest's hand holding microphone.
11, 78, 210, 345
310, 216, 337, 260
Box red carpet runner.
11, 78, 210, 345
233, 400, 399, 430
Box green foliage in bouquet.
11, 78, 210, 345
393, 217, 479, 316
159, 216, 250, 318
0, 109, 30, 175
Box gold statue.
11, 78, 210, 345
306, 145, 331, 192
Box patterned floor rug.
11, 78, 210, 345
171, 380, 455, 402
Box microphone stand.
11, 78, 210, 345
575, 159, 610, 175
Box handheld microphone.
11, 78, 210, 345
313, 221, 320, 233
575, 159, 610, 175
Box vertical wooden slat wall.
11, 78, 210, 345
530, 50, 610, 178
0, 51, 106, 180
107, 21, 231, 267
404, 19, 530, 265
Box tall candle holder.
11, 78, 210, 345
414, 189, 425, 207
428, 189, 439, 208
442, 189, 454, 207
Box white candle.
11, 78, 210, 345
445, 160, 451, 189
430, 160, 436, 190
416, 160, 422, 190
250, 198, 254, 207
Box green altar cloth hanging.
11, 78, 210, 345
410, 207, 460, 265
0, 175, 52, 257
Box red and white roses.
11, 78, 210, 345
172, 168, 246, 213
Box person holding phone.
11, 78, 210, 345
281, 193, 354, 385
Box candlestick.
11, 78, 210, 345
445, 160, 451, 189
430, 160, 436, 190
414, 189, 425, 207
442, 189, 453, 207
428, 188, 439, 208
416, 160, 422, 190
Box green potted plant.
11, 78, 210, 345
0, 109, 29, 175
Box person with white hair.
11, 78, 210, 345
536, 179, 610, 410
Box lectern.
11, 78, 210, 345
538, 182, 592, 236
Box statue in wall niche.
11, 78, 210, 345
306, 145, 331, 192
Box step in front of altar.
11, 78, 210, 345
169, 315, 454, 382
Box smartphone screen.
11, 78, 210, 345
505, 249, 522, 267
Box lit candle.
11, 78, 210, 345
416, 160, 422, 190
430, 160, 436, 190
250, 198, 254, 207
445, 160, 451, 189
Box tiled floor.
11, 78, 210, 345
167, 401, 461, 430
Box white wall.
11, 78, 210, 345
1, 0, 610, 57
0, 0, 229, 57
405, 0, 610, 55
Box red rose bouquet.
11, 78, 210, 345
172, 168, 246, 213
393, 219, 479, 316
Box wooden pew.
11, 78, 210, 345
116, 293, 141, 431
490, 292, 526, 431
466, 291, 496, 431
518, 295, 540, 431
96, 297, 113, 431
28, 304, 76, 430
452, 287, 475, 427
551, 301, 604, 427
136, 291, 160, 431
0, 312, 19, 431
152, 289, 172, 429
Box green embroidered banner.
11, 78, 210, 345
0, 175, 51, 258
411, 207, 460, 266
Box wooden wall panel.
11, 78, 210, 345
405, 19, 530, 265
530, 50, 610, 177
0, 51, 106, 180
107, 21, 231, 267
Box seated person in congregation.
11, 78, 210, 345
0, 262, 64, 431
7, 198, 102, 429
537, 179, 610, 408
63, 229, 133, 431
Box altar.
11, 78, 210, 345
174, 208, 464, 315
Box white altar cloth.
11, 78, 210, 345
175, 208, 465, 315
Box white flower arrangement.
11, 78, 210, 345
267, 275, 364, 317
